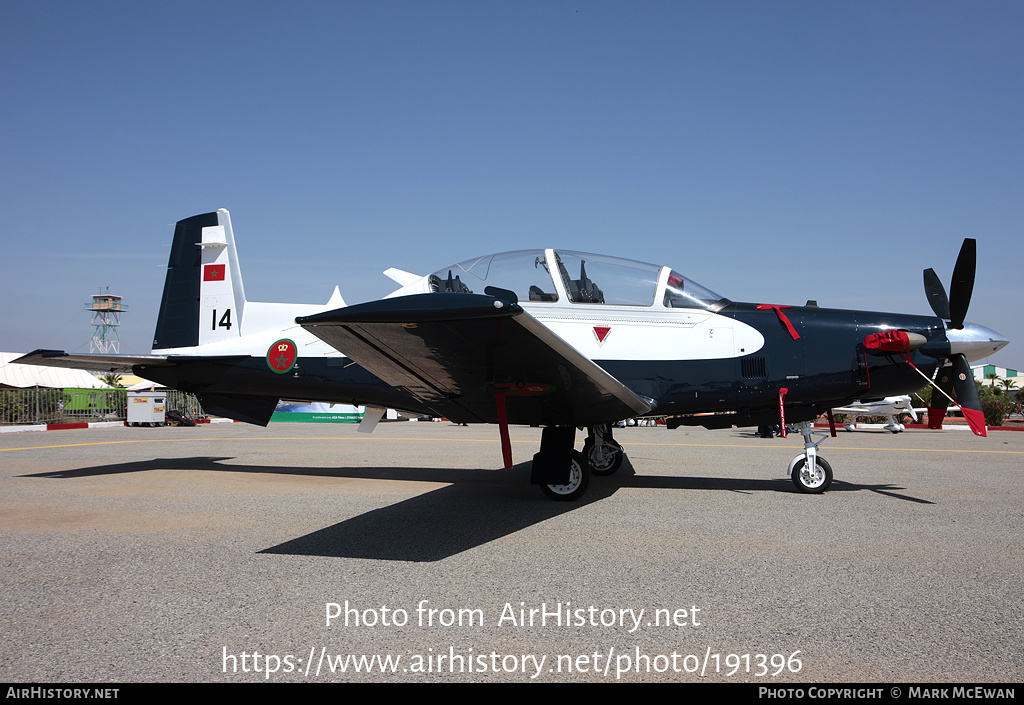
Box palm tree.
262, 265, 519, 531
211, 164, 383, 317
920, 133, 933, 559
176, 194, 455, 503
100, 373, 123, 388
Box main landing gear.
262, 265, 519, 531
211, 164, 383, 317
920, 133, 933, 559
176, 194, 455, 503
532, 424, 624, 501
582, 424, 624, 476
787, 421, 833, 493
539, 450, 589, 501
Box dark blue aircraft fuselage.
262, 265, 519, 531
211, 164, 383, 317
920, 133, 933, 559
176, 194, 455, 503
135, 301, 944, 430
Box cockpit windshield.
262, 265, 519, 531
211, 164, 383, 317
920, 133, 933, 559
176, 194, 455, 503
663, 270, 727, 311
428, 250, 727, 311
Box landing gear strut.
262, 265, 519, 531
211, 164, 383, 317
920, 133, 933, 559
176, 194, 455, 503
582, 424, 624, 476
788, 421, 833, 493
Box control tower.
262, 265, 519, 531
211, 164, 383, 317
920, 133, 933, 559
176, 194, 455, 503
85, 289, 128, 354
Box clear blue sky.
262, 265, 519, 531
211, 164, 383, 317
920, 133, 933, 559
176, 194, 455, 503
2, 1, 1021, 370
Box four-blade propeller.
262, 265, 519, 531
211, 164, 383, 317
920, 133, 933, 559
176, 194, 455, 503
922, 239, 986, 437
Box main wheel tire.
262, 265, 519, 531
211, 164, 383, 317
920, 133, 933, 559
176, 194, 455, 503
582, 438, 623, 476
540, 451, 590, 501
791, 456, 833, 494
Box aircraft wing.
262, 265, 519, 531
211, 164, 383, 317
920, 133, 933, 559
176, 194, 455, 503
13, 349, 174, 374
297, 292, 653, 426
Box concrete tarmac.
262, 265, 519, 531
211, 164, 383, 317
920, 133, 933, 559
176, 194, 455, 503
2, 420, 1021, 683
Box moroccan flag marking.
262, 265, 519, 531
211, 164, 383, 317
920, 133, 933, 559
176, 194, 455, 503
204, 264, 226, 282
267, 339, 297, 374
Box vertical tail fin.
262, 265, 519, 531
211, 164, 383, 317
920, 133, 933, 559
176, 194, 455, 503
152, 209, 246, 351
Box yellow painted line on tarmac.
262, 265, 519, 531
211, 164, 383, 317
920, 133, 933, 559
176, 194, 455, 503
616, 440, 1024, 455
0, 438, 205, 452
0, 436, 516, 453
2, 435, 1022, 456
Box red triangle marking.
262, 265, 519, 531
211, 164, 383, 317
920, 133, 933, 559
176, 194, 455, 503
594, 326, 611, 343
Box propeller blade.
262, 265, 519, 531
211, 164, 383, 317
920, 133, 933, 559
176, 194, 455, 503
923, 268, 950, 320
928, 364, 954, 429
950, 353, 986, 436
947, 238, 976, 329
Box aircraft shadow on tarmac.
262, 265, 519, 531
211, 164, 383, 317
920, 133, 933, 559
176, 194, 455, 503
24, 455, 933, 561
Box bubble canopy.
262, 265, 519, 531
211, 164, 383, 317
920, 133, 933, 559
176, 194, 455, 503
428, 250, 727, 311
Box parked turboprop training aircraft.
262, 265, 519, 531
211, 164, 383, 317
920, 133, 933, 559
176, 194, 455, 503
17, 209, 1009, 500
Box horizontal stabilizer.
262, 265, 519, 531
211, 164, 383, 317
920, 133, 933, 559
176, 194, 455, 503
14, 349, 172, 374
383, 268, 422, 287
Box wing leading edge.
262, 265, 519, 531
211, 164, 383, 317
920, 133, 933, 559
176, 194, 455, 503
297, 292, 653, 426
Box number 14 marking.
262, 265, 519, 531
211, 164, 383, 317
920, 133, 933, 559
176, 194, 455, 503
212, 309, 232, 330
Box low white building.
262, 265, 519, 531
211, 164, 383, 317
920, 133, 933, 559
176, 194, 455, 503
972, 363, 1021, 388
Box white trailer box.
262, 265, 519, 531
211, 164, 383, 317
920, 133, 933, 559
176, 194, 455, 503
127, 391, 166, 426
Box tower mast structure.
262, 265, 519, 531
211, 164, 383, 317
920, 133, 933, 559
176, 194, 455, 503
86, 288, 128, 354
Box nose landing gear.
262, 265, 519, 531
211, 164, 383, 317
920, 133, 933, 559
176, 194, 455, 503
788, 421, 833, 493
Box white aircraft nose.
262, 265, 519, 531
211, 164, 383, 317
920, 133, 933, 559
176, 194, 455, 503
947, 322, 1010, 361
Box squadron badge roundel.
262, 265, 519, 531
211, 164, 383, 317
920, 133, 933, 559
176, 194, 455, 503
267, 339, 297, 374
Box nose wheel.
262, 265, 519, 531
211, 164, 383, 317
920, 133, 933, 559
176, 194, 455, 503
788, 421, 833, 494
790, 456, 833, 493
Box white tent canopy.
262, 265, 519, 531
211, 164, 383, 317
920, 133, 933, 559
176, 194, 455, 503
0, 352, 112, 389
127, 379, 166, 391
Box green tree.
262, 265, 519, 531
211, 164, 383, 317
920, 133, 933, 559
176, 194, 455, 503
100, 373, 123, 388
978, 384, 1014, 427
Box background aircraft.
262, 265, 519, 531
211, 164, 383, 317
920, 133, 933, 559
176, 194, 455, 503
18, 210, 1008, 500
832, 395, 920, 433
